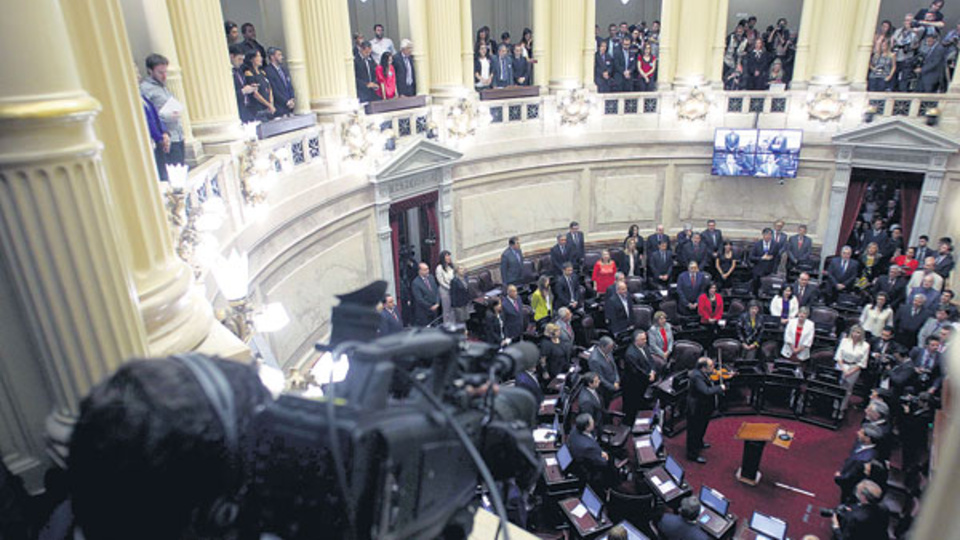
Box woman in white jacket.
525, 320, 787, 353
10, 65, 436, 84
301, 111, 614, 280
834, 325, 870, 413
859, 292, 893, 338
769, 285, 799, 325
781, 307, 815, 362
435, 250, 455, 325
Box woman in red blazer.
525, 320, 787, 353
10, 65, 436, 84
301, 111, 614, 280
697, 282, 724, 333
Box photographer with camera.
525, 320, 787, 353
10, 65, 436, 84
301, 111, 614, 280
891, 13, 922, 91
828, 480, 889, 540
900, 391, 937, 479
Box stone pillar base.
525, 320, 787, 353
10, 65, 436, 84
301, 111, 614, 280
183, 138, 205, 166
429, 85, 473, 101
311, 97, 359, 116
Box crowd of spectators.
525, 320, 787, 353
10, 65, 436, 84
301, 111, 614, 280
473, 26, 535, 90
871, 1, 955, 93
594, 20, 661, 93
723, 15, 796, 91
353, 24, 419, 103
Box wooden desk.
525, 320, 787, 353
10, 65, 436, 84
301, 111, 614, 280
363, 95, 427, 114
734, 422, 779, 486
479, 86, 540, 100
559, 497, 612, 538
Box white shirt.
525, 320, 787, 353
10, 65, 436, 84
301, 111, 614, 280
780, 319, 815, 360
370, 36, 396, 63
435, 264, 454, 290
859, 304, 893, 336
478, 57, 491, 81
834, 338, 869, 370
907, 270, 943, 291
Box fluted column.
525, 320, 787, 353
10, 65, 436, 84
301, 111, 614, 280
708, 0, 730, 84
167, 0, 243, 143
790, 0, 819, 87
658, 0, 680, 85
548, 0, 585, 90
425, 0, 465, 98
581, 0, 597, 90
61, 0, 219, 357
280, 0, 312, 115
848, 0, 882, 89
0, 0, 149, 462
460, 0, 474, 89
301, 0, 356, 114
673, 0, 714, 87
808, 0, 859, 85
532, 0, 552, 88
408, 0, 432, 96
136, 0, 202, 162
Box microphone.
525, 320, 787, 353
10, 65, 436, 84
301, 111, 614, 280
493, 342, 539, 377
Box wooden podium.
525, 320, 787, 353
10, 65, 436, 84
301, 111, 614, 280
734, 422, 780, 486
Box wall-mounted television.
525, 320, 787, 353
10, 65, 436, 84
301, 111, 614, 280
712, 128, 802, 179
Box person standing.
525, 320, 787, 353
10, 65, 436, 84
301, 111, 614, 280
500, 236, 525, 288
566, 221, 586, 268
354, 41, 380, 103
393, 39, 417, 97
449, 264, 471, 324
595, 40, 614, 93
240, 23, 267, 62
369, 23, 396, 64
835, 325, 871, 413
511, 43, 530, 86
375, 51, 397, 100
781, 307, 816, 362
243, 50, 275, 121
435, 251, 455, 325
229, 45, 256, 123
592, 250, 618, 297
686, 358, 724, 463
491, 44, 514, 88
411, 263, 439, 326
623, 330, 657, 426
140, 54, 185, 165
265, 47, 296, 116
378, 294, 404, 336
141, 93, 169, 181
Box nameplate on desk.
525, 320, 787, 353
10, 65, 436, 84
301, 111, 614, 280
571, 504, 588, 518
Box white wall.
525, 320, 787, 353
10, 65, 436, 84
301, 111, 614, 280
471, 0, 532, 45
348, 0, 402, 44
595, 0, 661, 29
220, 0, 285, 51
726, 0, 803, 33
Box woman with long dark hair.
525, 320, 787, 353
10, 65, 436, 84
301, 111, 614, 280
375, 51, 397, 100
436, 250, 455, 325
243, 50, 274, 120
521, 28, 533, 58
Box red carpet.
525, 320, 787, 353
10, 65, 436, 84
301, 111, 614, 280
663, 410, 864, 539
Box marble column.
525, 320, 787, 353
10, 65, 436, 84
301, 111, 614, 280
707, 0, 730, 85
0, 0, 149, 463
657, 0, 680, 86
280, 0, 312, 115
548, 0, 585, 91
136, 0, 202, 162
61, 0, 220, 357
673, 0, 713, 88
914, 156, 949, 246
460, 0, 475, 89
808, 0, 859, 86
821, 147, 854, 258
301, 0, 357, 115
532, 0, 552, 88
848, 0, 883, 89
581, 0, 597, 90
167, 0, 243, 144
407, 0, 432, 96
425, 0, 465, 98
790, 0, 819, 87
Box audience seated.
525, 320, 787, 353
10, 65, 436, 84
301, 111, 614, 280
658, 496, 710, 540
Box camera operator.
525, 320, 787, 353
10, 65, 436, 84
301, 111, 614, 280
891, 13, 922, 91
834, 425, 882, 503
900, 391, 937, 478
829, 480, 889, 540
910, 335, 944, 396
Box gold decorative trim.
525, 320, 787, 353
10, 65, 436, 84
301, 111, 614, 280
0, 95, 101, 121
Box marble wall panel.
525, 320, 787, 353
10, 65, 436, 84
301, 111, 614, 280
591, 170, 661, 228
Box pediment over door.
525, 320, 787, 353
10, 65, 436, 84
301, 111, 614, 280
833, 118, 960, 161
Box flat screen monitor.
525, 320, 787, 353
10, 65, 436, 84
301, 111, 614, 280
749, 511, 788, 540
699, 485, 730, 516
582, 485, 604, 519
664, 455, 684, 485
712, 128, 757, 177
755, 129, 803, 178
651, 427, 663, 453
557, 444, 573, 472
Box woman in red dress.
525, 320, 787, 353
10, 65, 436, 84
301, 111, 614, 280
892, 246, 919, 276
375, 51, 397, 100
697, 282, 725, 338
592, 249, 618, 296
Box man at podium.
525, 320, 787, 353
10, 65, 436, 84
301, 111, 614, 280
686, 358, 726, 463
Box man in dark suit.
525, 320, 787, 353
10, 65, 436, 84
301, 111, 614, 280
794, 272, 821, 309
229, 45, 255, 123
749, 228, 780, 294
771, 220, 789, 254
378, 294, 404, 335
393, 39, 417, 97
554, 263, 582, 311
491, 44, 514, 88
826, 246, 860, 303
568, 412, 613, 490
914, 235, 933, 263
834, 425, 881, 503
872, 326, 906, 378
500, 236, 525, 288
658, 497, 710, 540
919, 33, 947, 93
861, 218, 889, 256
549, 234, 572, 276
831, 480, 889, 540
910, 335, 944, 395
894, 293, 932, 349
484, 299, 507, 347
604, 281, 633, 336
577, 373, 605, 428
588, 337, 620, 399
647, 224, 671, 254
411, 263, 439, 326
786, 224, 813, 271
566, 221, 586, 268
604, 24, 622, 56
501, 285, 525, 342
623, 331, 657, 425
743, 37, 771, 90
677, 261, 709, 316
511, 43, 530, 85
686, 358, 724, 463
515, 365, 543, 406
701, 220, 723, 260
678, 233, 710, 269
612, 36, 637, 91
873, 265, 907, 310
265, 47, 295, 116
354, 41, 380, 103
240, 23, 267, 62
648, 239, 675, 290
934, 238, 955, 279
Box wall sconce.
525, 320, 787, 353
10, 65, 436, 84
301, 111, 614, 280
556, 88, 595, 126
925, 107, 940, 127
341, 113, 378, 160
806, 87, 847, 122
863, 105, 877, 124
164, 164, 190, 230
446, 98, 486, 139
675, 87, 711, 121
426, 121, 439, 139
382, 128, 397, 151
211, 249, 289, 342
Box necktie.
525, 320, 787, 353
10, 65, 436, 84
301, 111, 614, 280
423, 276, 431, 291
660, 327, 668, 353
621, 295, 628, 313
513, 298, 519, 312
764, 242, 769, 253
404, 56, 413, 85
799, 286, 805, 299
366, 58, 372, 81
560, 244, 565, 255
500, 59, 505, 81
277, 66, 289, 91
842, 260, 847, 274
390, 309, 398, 321
567, 276, 574, 298
798, 237, 804, 248
691, 273, 696, 286
515, 250, 521, 263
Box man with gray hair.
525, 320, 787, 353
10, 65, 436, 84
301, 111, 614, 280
588, 337, 620, 399
894, 293, 932, 348
826, 246, 859, 304
908, 256, 944, 291
555, 307, 575, 353
831, 479, 889, 539
393, 38, 417, 97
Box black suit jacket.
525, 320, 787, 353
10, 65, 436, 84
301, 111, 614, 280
354, 55, 380, 103
605, 293, 634, 335
491, 55, 514, 87
411, 275, 439, 326
577, 389, 605, 429
794, 282, 821, 308
750, 240, 780, 277
501, 296, 525, 339
515, 370, 543, 405
935, 253, 955, 278
511, 56, 530, 85
594, 51, 614, 91
827, 257, 860, 289
231, 67, 253, 123
484, 312, 506, 345
393, 53, 417, 96
743, 49, 771, 77
566, 231, 586, 264
554, 273, 582, 308
862, 229, 889, 254
894, 304, 930, 341
873, 275, 907, 309
646, 233, 671, 254
265, 63, 295, 115
836, 445, 877, 494
658, 513, 710, 540
550, 243, 573, 275
378, 308, 404, 336
676, 271, 709, 307
835, 502, 890, 540
686, 368, 722, 419
909, 346, 943, 391
624, 344, 656, 389
648, 249, 674, 278
787, 234, 813, 265
612, 47, 637, 88
701, 229, 723, 256
679, 241, 710, 268
615, 251, 643, 277
500, 247, 525, 287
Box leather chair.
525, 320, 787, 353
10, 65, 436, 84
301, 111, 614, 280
538, 254, 554, 276
671, 340, 703, 372
584, 251, 602, 273
724, 299, 745, 320
631, 305, 654, 331
712, 338, 742, 362
809, 348, 836, 371
760, 340, 781, 362
758, 275, 785, 301
477, 269, 496, 292
607, 490, 657, 526
521, 259, 538, 286
659, 299, 678, 324
810, 306, 840, 344
626, 276, 645, 294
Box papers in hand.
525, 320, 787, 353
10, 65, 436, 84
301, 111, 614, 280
158, 96, 183, 120
533, 428, 556, 443
571, 504, 588, 518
